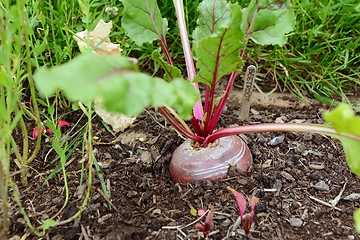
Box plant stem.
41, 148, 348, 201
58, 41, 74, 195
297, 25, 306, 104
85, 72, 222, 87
172, 0, 203, 121
204, 123, 360, 145
207, 71, 238, 135
159, 107, 205, 143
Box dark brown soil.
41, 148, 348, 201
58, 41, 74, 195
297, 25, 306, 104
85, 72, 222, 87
6, 93, 360, 240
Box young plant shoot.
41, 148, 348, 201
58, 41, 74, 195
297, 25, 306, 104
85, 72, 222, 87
227, 186, 259, 235
195, 205, 214, 239
33, 0, 360, 229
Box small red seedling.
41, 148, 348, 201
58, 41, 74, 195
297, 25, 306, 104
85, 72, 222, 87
57, 120, 71, 128
227, 186, 259, 234
197, 209, 206, 217
32, 126, 46, 139
31, 120, 72, 139
195, 205, 214, 239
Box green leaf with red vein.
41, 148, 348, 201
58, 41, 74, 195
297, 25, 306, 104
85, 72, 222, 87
34, 53, 198, 120
120, 0, 168, 46
192, 0, 230, 53
242, 0, 295, 46
194, 3, 245, 88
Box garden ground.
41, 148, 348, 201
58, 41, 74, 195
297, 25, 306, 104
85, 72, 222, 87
8, 82, 360, 240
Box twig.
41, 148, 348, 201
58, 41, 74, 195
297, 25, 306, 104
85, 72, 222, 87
96, 188, 118, 211
309, 195, 343, 211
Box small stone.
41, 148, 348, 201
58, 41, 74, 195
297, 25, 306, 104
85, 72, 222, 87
275, 117, 284, 123
152, 209, 161, 215
291, 119, 306, 124
348, 235, 355, 240
273, 179, 282, 197
312, 181, 329, 191
268, 135, 285, 146
250, 109, 259, 115
344, 193, 360, 201
221, 219, 232, 228
97, 159, 115, 169
127, 191, 138, 198
289, 217, 303, 227
98, 213, 112, 224
309, 162, 325, 170
238, 179, 248, 186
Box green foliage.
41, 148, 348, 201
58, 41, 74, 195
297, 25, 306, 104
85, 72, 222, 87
242, 0, 296, 46
323, 104, 360, 176
194, 4, 245, 88
120, 0, 168, 46
192, 0, 230, 51
152, 49, 182, 81
324, 104, 360, 232
41, 219, 56, 230
34, 53, 198, 120
355, 208, 360, 232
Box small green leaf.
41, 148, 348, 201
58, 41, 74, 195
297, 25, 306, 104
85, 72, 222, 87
190, 208, 197, 216
34, 53, 198, 120
120, 0, 168, 46
323, 104, 360, 136
152, 49, 182, 81
194, 4, 245, 88
323, 104, 360, 177
242, 0, 295, 46
192, 0, 230, 52
42, 219, 56, 230
355, 208, 360, 232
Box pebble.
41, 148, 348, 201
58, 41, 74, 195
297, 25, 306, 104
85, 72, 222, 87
127, 190, 138, 198
98, 213, 112, 224
237, 179, 248, 186
268, 135, 285, 146
275, 117, 284, 123
152, 209, 161, 215
312, 181, 329, 191
273, 179, 282, 197
250, 109, 259, 115
344, 193, 360, 201
289, 217, 303, 227
309, 162, 325, 170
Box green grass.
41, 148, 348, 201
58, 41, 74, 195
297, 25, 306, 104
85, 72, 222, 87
159, 0, 360, 105
242, 0, 360, 104
5, 0, 360, 103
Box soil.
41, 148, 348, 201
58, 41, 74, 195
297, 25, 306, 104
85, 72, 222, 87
6, 88, 360, 240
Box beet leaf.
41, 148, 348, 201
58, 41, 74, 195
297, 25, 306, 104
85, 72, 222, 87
242, 0, 296, 46
34, 53, 198, 120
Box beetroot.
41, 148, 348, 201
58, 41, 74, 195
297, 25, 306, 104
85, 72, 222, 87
170, 135, 252, 183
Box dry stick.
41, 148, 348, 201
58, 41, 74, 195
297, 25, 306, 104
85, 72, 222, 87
309, 196, 343, 211
164, 105, 194, 134
239, 65, 257, 120
96, 188, 118, 211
